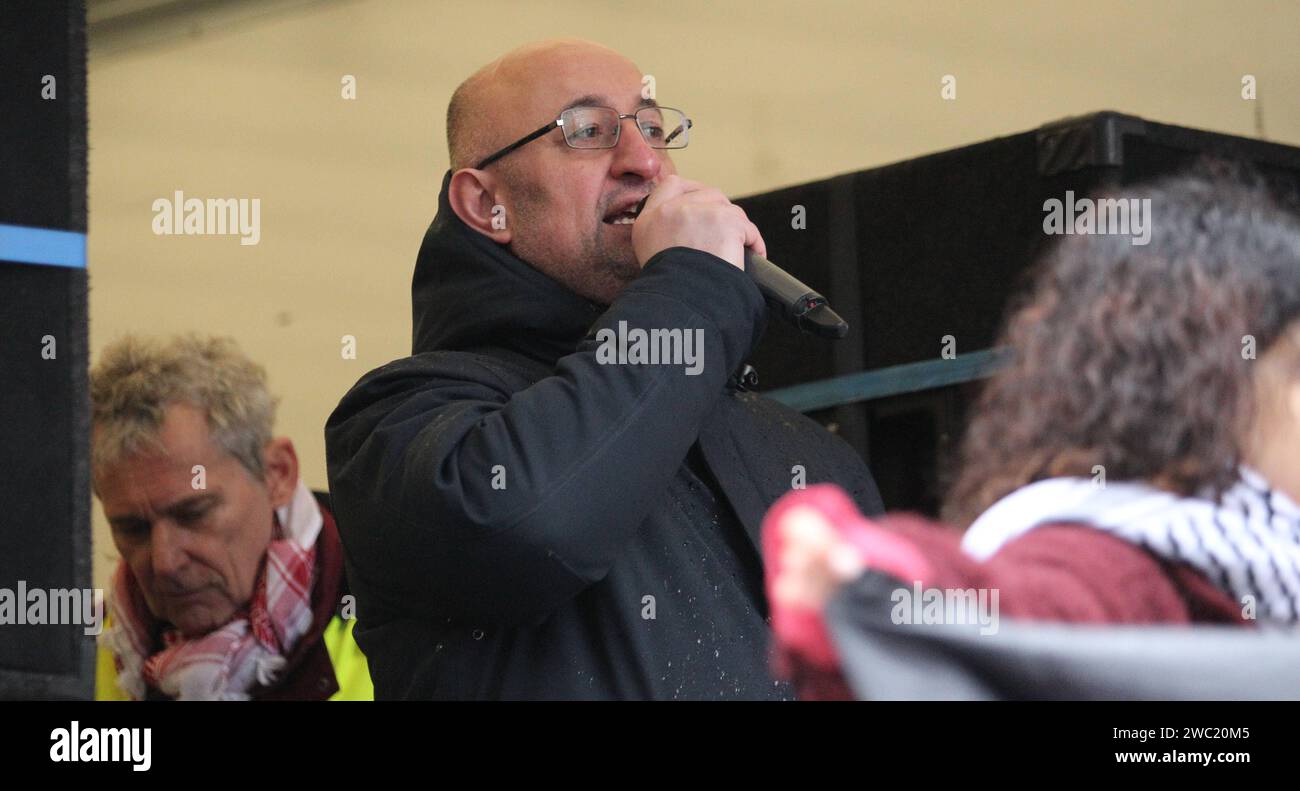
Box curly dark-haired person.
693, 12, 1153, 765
762, 164, 1300, 699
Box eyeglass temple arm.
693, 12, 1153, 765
664, 118, 692, 146
475, 121, 559, 170
477, 114, 691, 168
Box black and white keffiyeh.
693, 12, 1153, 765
962, 468, 1300, 625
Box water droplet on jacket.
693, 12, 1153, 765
472, 629, 484, 640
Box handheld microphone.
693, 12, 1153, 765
630, 195, 849, 339
743, 250, 849, 339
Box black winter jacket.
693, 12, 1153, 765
324, 171, 884, 699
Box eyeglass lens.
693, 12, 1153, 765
560, 106, 689, 149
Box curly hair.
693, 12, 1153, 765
943, 162, 1300, 529
90, 334, 279, 482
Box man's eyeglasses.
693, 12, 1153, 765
475, 105, 692, 170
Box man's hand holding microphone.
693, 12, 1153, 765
628, 175, 848, 338
630, 175, 766, 271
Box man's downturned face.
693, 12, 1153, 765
95, 404, 279, 637
473, 43, 679, 304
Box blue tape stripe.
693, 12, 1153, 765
766, 347, 1011, 412
0, 224, 87, 269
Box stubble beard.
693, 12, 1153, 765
508, 188, 642, 306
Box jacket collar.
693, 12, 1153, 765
411, 170, 604, 364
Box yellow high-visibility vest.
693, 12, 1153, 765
95, 615, 373, 701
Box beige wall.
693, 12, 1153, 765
87, 0, 1300, 587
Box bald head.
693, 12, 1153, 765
446, 39, 638, 172
442, 38, 676, 306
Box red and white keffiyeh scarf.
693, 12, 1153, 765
102, 480, 323, 700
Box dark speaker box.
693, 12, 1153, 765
735, 112, 1300, 514
0, 0, 91, 700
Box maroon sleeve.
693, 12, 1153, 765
877, 515, 1244, 624
772, 501, 1246, 701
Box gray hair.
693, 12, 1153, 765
90, 334, 278, 481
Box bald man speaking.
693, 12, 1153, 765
325, 39, 883, 700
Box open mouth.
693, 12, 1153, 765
603, 211, 637, 226
602, 196, 650, 226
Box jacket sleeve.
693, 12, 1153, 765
770, 509, 1243, 701
326, 247, 767, 627
878, 516, 1233, 623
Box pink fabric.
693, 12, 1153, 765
761, 485, 931, 693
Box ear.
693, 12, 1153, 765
262, 437, 299, 509
448, 168, 512, 244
